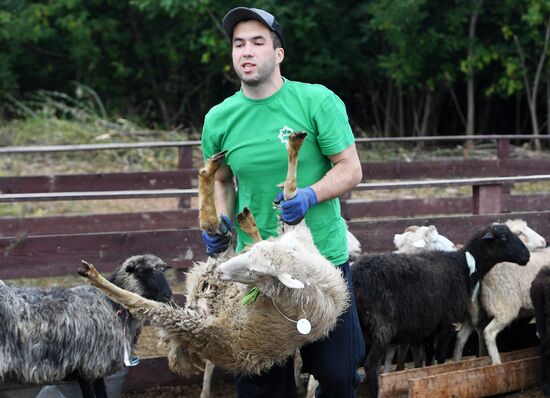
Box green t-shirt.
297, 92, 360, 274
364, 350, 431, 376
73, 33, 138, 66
201, 78, 355, 265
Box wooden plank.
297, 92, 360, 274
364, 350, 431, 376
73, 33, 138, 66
408, 356, 539, 398
0, 229, 207, 279
378, 348, 537, 398
0, 170, 197, 194
0, 209, 199, 237
343, 193, 550, 219
0, 188, 198, 202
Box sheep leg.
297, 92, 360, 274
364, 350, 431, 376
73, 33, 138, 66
199, 151, 227, 234
396, 343, 410, 371
411, 344, 424, 368
364, 343, 386, 398
283, 131, 307, 200
383, 345, 396, 373
200, 360, 215, 398
79, 261, 165, 312
93, 378, 108, 398
76, 378, 95, 398
540, 336, 550, 397
453, 319, 474, 361
484, 314, 515, 365
237, 207, 262, 243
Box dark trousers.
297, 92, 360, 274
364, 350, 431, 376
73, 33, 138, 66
234, 261, 365, 398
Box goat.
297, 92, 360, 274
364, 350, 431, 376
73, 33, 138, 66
351, 224, 530, 398
0, 254, 172, 398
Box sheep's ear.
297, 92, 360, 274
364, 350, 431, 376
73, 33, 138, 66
482, 231, 494, 240
428, 225, 436, 232
125, 264, 136, 273
278, 272, 305, 289
413, 239, 427, 249
393, 233, 404, 247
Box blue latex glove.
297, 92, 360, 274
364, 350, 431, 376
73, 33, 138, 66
202, 214, 232, 257
273, 187, 318, 225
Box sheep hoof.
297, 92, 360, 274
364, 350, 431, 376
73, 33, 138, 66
78, 260, 99, 280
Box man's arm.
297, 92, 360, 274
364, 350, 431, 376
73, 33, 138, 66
310, 143, 362, 203
214, 164, 237, 219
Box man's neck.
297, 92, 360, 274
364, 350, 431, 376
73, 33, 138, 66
241, 74, 284, 99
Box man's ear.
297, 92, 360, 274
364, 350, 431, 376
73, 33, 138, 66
276, 47, 284, 64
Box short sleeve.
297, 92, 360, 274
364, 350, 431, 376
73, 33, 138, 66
314, 92, 355, 156
201, 113, 219, 162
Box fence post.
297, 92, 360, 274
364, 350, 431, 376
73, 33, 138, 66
497, 138, 512, 196
178, 146, 193, 208
472, 184, 502, 214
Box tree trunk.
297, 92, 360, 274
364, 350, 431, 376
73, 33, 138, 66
384, 79, 394, 137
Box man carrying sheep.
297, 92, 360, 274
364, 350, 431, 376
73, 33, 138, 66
200, 6, 365, 398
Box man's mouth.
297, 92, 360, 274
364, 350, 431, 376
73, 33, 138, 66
242, 62, 256, 72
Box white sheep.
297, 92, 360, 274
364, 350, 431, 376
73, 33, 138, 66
78, 132, 350, 379
453, 219, 547, 364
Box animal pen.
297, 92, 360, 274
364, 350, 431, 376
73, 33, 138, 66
1, 135, 550, 397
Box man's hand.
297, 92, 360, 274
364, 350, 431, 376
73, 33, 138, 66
202, 214, 232, 257
273, 186, 318, 225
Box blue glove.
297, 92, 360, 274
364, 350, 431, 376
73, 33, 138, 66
273, 187, 318, 225
202, 214, 232, 257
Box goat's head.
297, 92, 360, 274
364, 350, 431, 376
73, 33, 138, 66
108, 254, 173, 303
217, 230, 306, 291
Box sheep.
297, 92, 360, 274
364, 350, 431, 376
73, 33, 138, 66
393, 225, 456, 254
530, 266, 550, 397
0, 254, 173, 398
382, 224, 457, 372
78, 132, 349, 379
453, 219, 548, 364
351, 223, 530, 398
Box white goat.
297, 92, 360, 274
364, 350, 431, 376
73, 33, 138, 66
453, 219, 547, 364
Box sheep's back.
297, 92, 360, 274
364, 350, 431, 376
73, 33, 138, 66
0, 283, 128, 383
352, 251, 470, 342
481, 248, 550, 318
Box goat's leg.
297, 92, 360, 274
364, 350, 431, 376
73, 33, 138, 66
237, 207, 262, 243
199, 151, 227, 234
283, 132, 307, 200
200, 360, 215, 398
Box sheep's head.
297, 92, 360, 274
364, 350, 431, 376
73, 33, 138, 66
394, 225, 456, 253
108, 254, 173, 303
466, 224, 530, 272
217, 230, 307, 292
504, 219, 546, 251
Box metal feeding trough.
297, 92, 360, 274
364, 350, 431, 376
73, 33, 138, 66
0, 367, 129, 398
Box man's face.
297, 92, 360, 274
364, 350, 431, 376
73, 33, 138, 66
231, 20, 283, 86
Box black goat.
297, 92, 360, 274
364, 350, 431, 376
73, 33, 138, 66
352, 224, 530, 398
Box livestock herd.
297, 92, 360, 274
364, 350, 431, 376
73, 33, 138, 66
1, 134, 549, 398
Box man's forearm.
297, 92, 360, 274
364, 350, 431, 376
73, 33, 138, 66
311, 144, 362, 203
214, 179, 237, 219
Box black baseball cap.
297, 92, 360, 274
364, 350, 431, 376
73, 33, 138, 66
222, 7, 284, 48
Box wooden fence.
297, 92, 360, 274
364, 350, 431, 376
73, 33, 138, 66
1, 135, 550, 393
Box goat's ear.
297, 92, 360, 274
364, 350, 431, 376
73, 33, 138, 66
413, 239, 427, 249
278, 272, 305, 289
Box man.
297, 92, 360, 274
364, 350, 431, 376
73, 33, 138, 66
201, 7, 365, 398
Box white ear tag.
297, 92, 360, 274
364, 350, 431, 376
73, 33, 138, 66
297, 318, 311, 335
